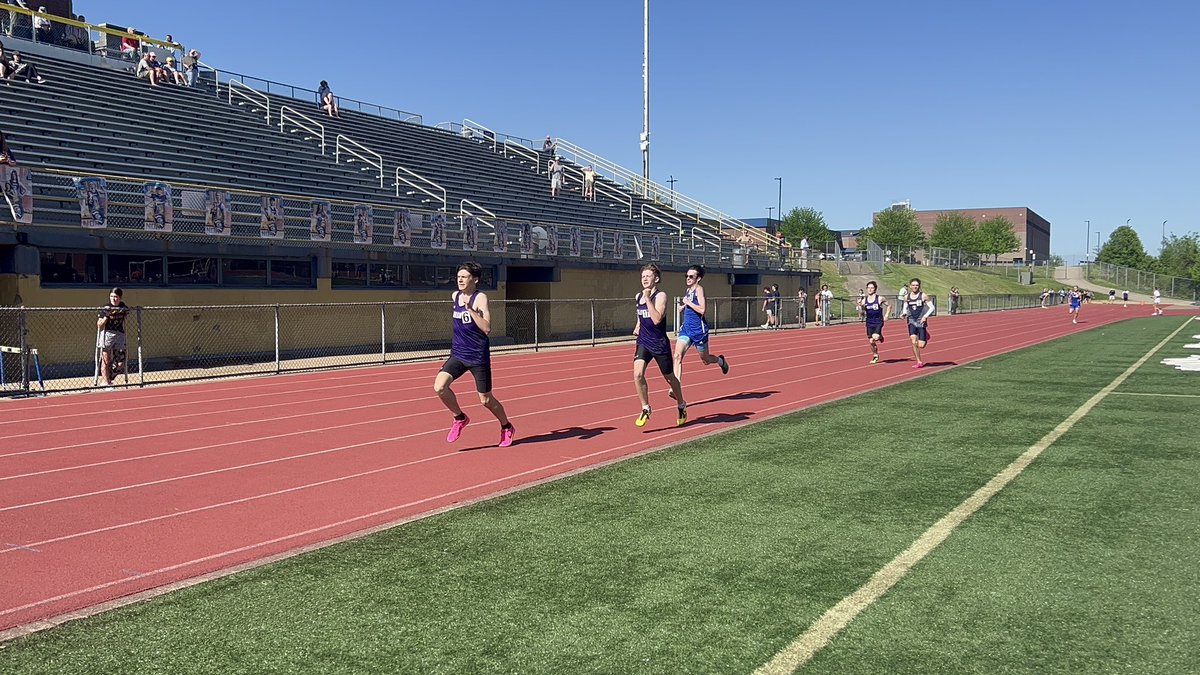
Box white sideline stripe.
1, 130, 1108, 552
753, 317, 1193, 675
1110, 391, 1200, 399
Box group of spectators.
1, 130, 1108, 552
3, 2, 91, 52
132, 31, 201, 87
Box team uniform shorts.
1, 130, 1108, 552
440, 356, 493, 393
676, 327, 710, 353
907, 322, 930, 343
634, 344, 673, 375
866, 323, 884, 340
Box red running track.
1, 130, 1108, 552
0, 305, 1150, 635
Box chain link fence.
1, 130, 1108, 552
0, 291, 1057, 396
1085, 261, 1199, 302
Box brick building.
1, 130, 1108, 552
911, 207, 1050, 262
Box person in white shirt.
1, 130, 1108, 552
1152, 287, 1164, 315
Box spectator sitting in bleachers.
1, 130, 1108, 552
6, 51, 45, 83
63, 14, 89, 52
120, 27, 140, 59
1, 128, 16, 165
0, 41, 11, 78
32, 5, 49, 42
317, 80, 340, 117
164, 55, 186, 85
542, 135, 556, 156
182, 48, 200, 86
135, 51, 162, 86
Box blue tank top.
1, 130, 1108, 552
636, 291, 670, 354
905, 292, 928, 326
862, 294, 885, 325
681, 288, 707, 335
1069, 291, 1081, 307
451, 291, 489, 365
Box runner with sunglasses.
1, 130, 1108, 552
672, 265, 729, 391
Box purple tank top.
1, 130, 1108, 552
636, 291, 670, 354
452, 291, 489, 365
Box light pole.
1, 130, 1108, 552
1084, 219, 1090, 263
774, 177, 782, 226
640, 0, 650, 197
1162, 220, 1168, 252
667, 175, 677, 208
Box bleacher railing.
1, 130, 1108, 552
394, 165, 447, 211
335, 135, 384, 188
2, 292, 1048, 396
1085, 260, 1198, 302
279, 106, 326, 155
228, 79, 269, 123
502, 140, 541, 173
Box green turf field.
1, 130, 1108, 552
2, 317, 1197, 674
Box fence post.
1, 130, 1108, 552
136, 307, 145, 386
534, 301, 540, 352
380, 303, 387, 364
745, 298, 750, 332
273, 305, 281, 374
18, 307, 28, 395
590, 300, 596, 348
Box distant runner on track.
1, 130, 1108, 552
1068, 285, 1083, 324
673, 264, 730, 387
857, 280, 889, 364
633, 263, 686, 427
901, 277, 935, 369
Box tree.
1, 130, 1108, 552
860, 206, 926, 251
1154, 233, 1200, 280
1097, 225, 1150, 269
779, 207, 833, 247
928, 212, 980, 253
976, 216, 1020, 264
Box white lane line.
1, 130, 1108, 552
1109, 391, 1200, 398
753, 317, 1194, 675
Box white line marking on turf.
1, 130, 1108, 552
753, 317, 1194, 675
1110, 391, 1200, 398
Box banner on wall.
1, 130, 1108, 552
569, 226, 582, 257
520, 222, 534, 254
260, 195, 285, 239
2, 166, 33, 224
393, 209, 414, 247
75, 177, 108, 229
204, 189, 231, 236
140, 181, 172, 232
591, 228, 603, 258
612, 232, 624, 260
462, 216, 478, 252
650, 234, 661, 261
545, 225, 559, 256
493, 220, 508, 253
353, 204, 373, 244
310, 200, 332, 241
429, 212, 446, 249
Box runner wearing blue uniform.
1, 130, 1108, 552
672, 265, 730, 390
1068, 285, 1083, 324
857, 280, 889, 364
433, 262, 515, 447
633, 263, 686, 427
900, 277, 935, 369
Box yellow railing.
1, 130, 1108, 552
4, 5, 184, 55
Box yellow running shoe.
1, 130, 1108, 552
676, 405, 687, 426
870, 355, 880, 364
635, 408, 651, 427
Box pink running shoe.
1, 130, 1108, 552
498, 424, 515, 448
912, 362, 926, 369
446, 415, 469, 442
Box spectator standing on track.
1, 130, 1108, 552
1107, 289, 1116, 304
760, 285, 776, 329
633, 263, 686, 428
434, 261, 515, 448
901, 278, 935, 368
858, 281, 888, 364
820, 284, 834, 326
548, 156, 564, 198
797, 287, 808, 328
97, 287, 129, 388
897, 286, 907, 319
1039, 288, 1051, 308
1152, 287, 1164, 315
182, 48, 201, 87
949, 287, 961, 315
672, 264, 729, 392
1122, 289, 1129, 307
317, 80, 339, 117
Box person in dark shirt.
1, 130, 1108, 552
96, 287, 129, 387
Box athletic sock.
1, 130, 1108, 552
454, 413, 467, 421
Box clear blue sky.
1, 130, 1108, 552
87, 0, 1198, 260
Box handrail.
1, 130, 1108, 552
335, 135, 384, 188
503, 140, 540, 173
640, 203, 683, 235
279, 106, 326, 155
461, 119, 497, 152
228, 79, 270, 124
394, 165, 447, 211
595, 181, 634, 219
459, 199, 498, 232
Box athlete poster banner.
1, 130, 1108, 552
591, 228, 603, 258
260, 195, 285, 239
2, 165, 32, 224
75, 177, 108, 229
612, 232, 625, 260
650, 234, 661, 261
140, 181, 172, 232
393, 209, 414, 247
462, 216, 478, 252
204, 189, 231, 236
519, 222, 534, 254
569, 226, 582, 257
492, 220, 508, 253
429, 212, 446, 249
545, 225, 559, 256
309, 200, 331, 241
352, 205, 373, 244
